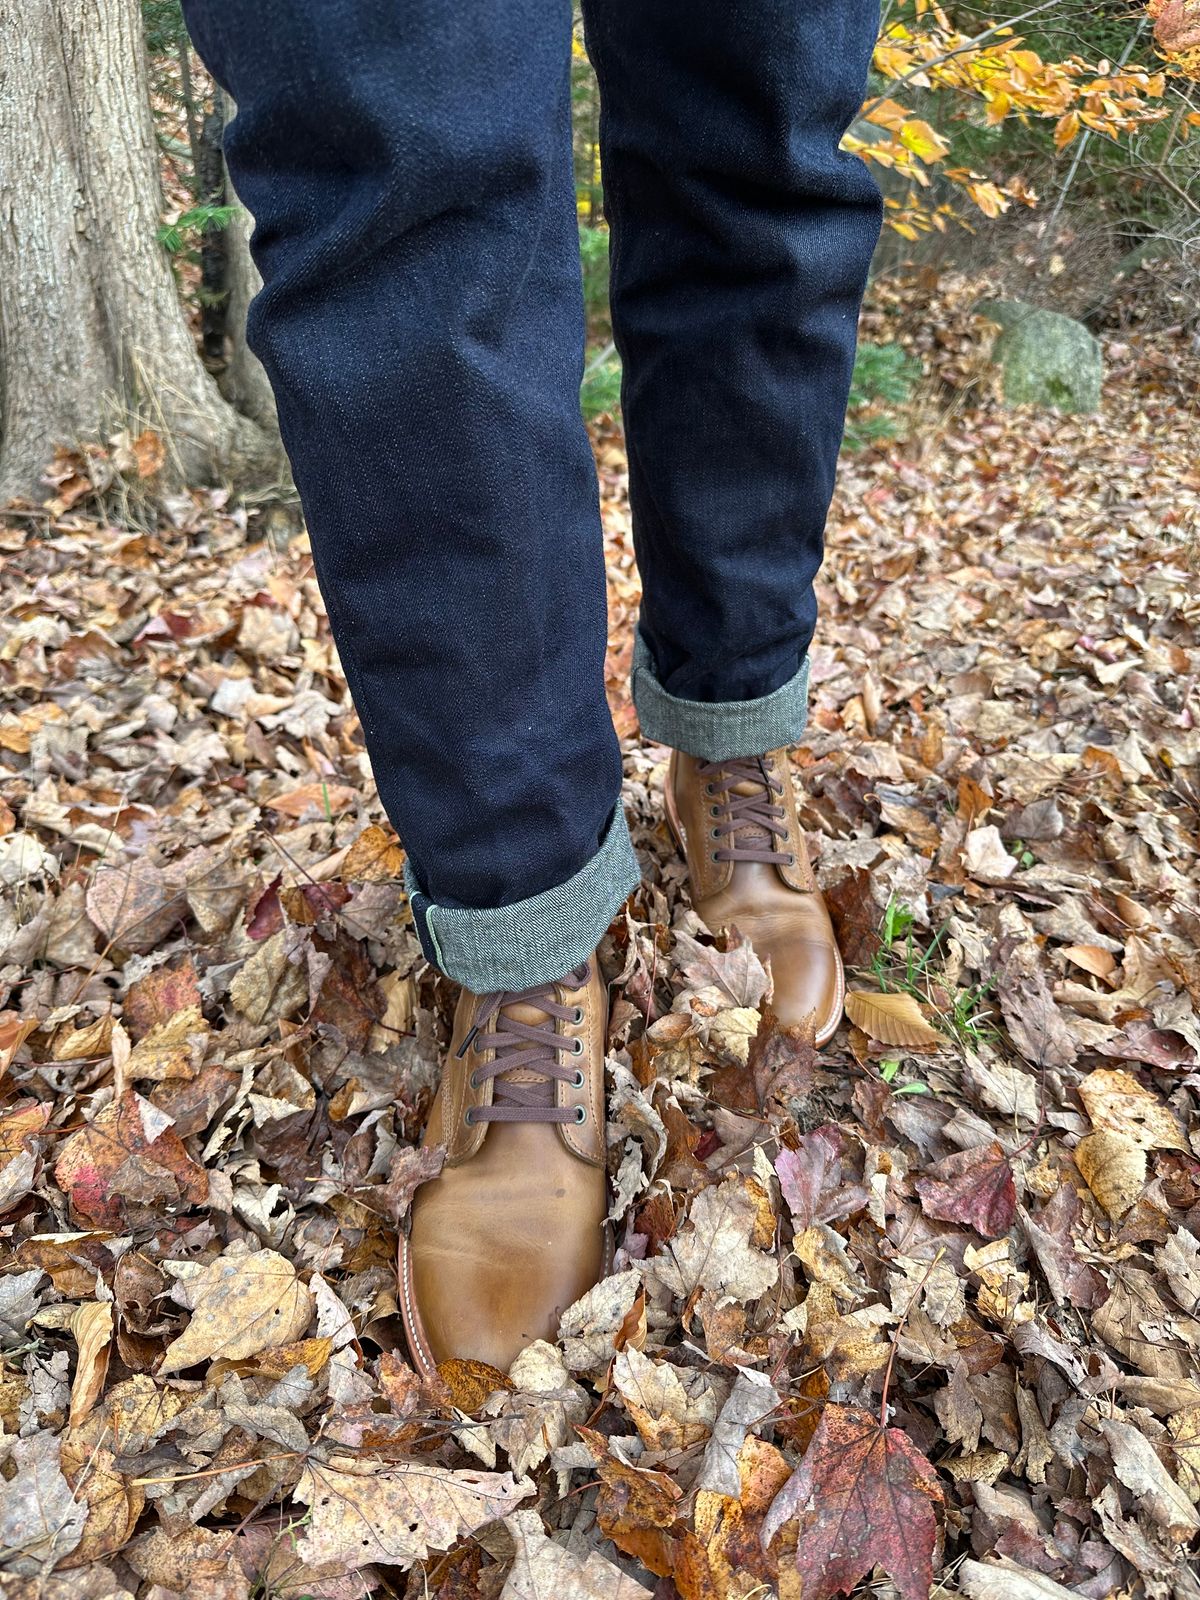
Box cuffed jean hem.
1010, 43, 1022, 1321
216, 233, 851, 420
631, 631, 811, 761
403, 803, 641, 993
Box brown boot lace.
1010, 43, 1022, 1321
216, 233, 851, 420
699, 755, 796, 866
457, 961, 591, 1126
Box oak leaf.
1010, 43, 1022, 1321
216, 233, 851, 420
762, 1404, 942, 1600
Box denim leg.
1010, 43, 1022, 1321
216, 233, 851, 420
582, 0, 883, 759
181, 0, 638, 990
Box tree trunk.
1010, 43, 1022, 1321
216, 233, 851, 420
0, 0, 283, 504
219, 110, 280, 437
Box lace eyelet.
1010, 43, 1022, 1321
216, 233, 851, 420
468, 1068, 483, 1090
710, 805, 720, 818
704, 783, 714, 795
571, 1068, 585, 1089
570, 1036, 585, 1056
464, 1107, 477, 1127
572, 1006, 584, 1024
573, 1106, 587, 1124
710, 827, 720, 839
785, 853, 796, 866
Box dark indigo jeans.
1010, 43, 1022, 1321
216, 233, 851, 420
182, 0, 882, 992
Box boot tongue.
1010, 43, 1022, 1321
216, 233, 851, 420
726, 771, 773, 850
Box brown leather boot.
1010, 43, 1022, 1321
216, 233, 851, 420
665, 750, 844, 1045
399, 958, 610, 1376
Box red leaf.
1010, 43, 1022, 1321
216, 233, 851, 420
775, 1124, 868, 1231
914, 1141, 1017, 1238
763, 1404, 942, 1600
247, 874, 284, 941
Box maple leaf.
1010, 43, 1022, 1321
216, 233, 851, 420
776, 1124, 868, 1232
914, 1141, 1017, 1238
745, 1005, 820, 1112
54, 1089, 208, 1227
762, 1404, 943, 1600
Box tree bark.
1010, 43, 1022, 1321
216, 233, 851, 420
0, 0, 283, 504
221, 178, 280, 436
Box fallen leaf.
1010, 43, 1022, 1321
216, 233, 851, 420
342, 822, 406, 881
0, 1431, 86, 1573
844, 989, 942, 1050
266, 781, 357, 818
1075, 1130, 1147, 1221
54, 1090, 208, 1227
644, 1175, 779, 1306
85, 857, 186, 953
915, 1142, 1017, 1238
776, 1125, 869, 1235
159, 1245, 313, 1373
1077, 1066, 1186, 1152
698, 1368, 780, 1498
295, 1454, 532, 1570
763, 1403, 942, 1600
963, 825, 1017, 881
613, 1344, 718, 1452
500, 1508, 653, 1599
1100, 1416, 1200, 1539
69, 1300, 113, 1425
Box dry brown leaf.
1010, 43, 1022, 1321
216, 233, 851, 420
126, 1004, 209, 1082
1077, 1066, 1186, 1152
645, 1174, 779, 1305
265, 781, 357, 818
159, 1245, 313, 1374
1100, 1416, 1200, 1539
1061, 944, 1118, 981
844, 989, 942, 1050
69, 1300, 113, 1425
612, 1344, 718, 1452
501, 1508, 653, 1599
1075, 1130, 1148, 1221
54, 1089, 208, 1227
342, 822, 406, 881
294, 1454, 532, 1570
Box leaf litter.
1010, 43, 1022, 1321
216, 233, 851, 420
0, 276, 1198, 1596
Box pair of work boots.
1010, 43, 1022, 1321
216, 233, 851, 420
399, 749, 843, 1374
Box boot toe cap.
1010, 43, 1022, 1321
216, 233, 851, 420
404, 1209, 605, 1374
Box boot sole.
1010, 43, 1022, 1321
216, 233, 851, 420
663, 766, 845, 1048
398, 1223, 616, 1381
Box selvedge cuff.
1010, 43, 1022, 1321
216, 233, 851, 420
404, 803, 640, 992
631, 630, 811, 761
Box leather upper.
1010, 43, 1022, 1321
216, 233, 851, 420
668, 749, 844, 1044
404, 962, 609, 1372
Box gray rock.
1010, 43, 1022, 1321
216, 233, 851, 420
979, 300, 1103, 413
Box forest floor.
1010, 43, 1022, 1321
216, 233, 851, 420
1, 276, 1200, 1600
